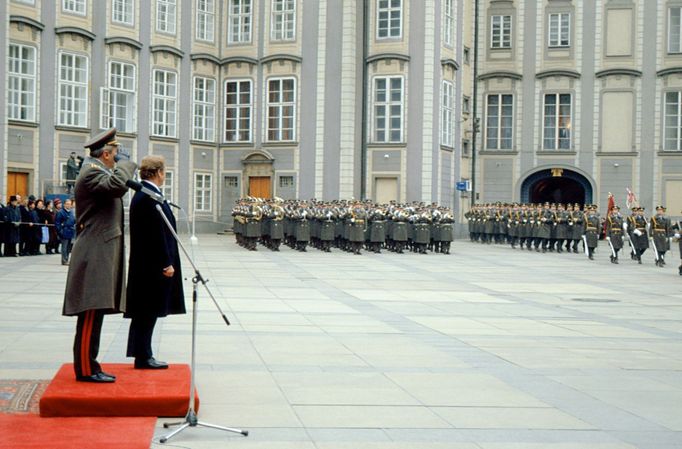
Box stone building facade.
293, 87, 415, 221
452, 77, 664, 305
1, 0, 472, 230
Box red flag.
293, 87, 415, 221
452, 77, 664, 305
607, 193, 615, 216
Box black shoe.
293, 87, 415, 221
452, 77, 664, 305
100, 371, 117, 379
134, 357, 169, 369
589, 255, 594, 260
76, 372, 116, 383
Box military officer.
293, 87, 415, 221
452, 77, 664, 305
650, 205, 673, 267
583, 204, 601, 260
62, 128, 137, 383
627, 207, 649, 264
605, 205, 625, 263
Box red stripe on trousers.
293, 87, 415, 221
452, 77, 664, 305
81, 310, 93, 376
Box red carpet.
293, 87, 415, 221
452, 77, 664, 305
40, 364, 200, 417
0, 415, 156, 449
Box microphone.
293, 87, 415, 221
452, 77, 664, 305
126, 179, 181, 209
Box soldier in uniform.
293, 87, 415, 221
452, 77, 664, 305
627, 206, 649, 264
537, 202, 554, 252
605, 205, 625, 263
368, 206, 387, 253
348, 202, 366, 255
650, 205, 673, 267
554, 203, 570, 253
584, 204, 601, 260
318, 204, 335, 252
570, 203, 584, 253
62, 128, 137, 382
390, 207, 409, 253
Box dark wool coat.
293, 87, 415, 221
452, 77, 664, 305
62, 157, 137, 316
124, 185, 185, 319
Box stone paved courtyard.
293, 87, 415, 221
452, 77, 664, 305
1, 234, 681, 449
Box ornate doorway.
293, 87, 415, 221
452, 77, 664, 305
242, 151, 274, 199
520, 168, 593, 205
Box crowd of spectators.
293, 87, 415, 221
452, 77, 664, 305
0, 194, 76, 264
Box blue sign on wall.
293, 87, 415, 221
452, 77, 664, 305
456, 181, 470, 192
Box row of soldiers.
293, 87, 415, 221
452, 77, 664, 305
465, 202, 677, 268
232, 199, 455, 255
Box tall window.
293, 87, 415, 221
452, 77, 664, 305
113, 0, 134, 25
548, 12, 570, 47
157, 0, 177, 34
441, 81, 454, 147
543, 93, 571, 150
152, 69, 177, 137
669, 7, 682, 53
193, 77, 215, 142
377, 0, 402, 39
664, 91, 682, 150
271, 0, 295, 41
224, 80, 252, 142
58, 52, 88, 128
486, 94, 513, 150
228, 0, 252, 44
266, 78, 296, 141
8, 44, 37, 122
194, 173, 212, 212
101, 61, 136, 132
63, 0, 86, 15
443, 0, 454, 46
490, 15, 512, 49
373, 76, 403, 143
196, 0, 215, 42
161, 170, 174, 202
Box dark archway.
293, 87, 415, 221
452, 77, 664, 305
529, 177, 585, 205
520, 168, 593, 205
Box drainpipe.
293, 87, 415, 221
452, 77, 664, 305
470, 0, 480, 206
360, 0, 369, 200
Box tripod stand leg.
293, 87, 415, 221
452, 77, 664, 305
159, 422, 190, 443
162, 420, 184, 429
197, 421, 249, 436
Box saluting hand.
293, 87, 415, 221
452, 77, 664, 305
162, 265, 175, 278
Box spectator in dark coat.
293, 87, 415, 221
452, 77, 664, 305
55, 198, 76, 265
4, 196, 21, 257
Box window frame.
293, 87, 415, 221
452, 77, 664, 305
266, 77, 297, 142
161, 169, 174, 203
443, 0, 454, 47
485, 93, 514, 150
224, 78, 253, 143
490, 14, 512, 49
441, 80, 454, 148
62, 0, 86, 15
542, 92, 572, 150
7, 43, 37, 123
194, 172, 213, 212
371, 75, 405, 143
548, 12, 571, 48
664, 90, 682, 151
196, 0, 215, 42
57, 51, 89, 128
156, 0, 177, 35
376, 0, 403, 40
151, 69, 178, 138
669, 6, 682, 54
192, 76, 216, 142
228, 0, 253, 44
112, 0, 134, 26
102, 60, 137, 132
270, 0, 296, 42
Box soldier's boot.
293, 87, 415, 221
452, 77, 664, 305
588, 248, 594, 260
661, 253, 666, 265
444, 242, 451, 255
610, 255, 615, 264
678, 264, 682, 276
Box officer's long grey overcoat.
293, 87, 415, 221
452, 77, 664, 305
62, 157, 137, 316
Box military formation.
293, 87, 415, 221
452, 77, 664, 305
465, 202, 679, 270
231, 199, 454, 255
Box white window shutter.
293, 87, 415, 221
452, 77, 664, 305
99, 86, 110, 129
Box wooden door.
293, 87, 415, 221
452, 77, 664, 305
375, 177, 398, 204
7, 172, 29, 199
249, 176, 271, 199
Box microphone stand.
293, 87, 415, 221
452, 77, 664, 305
152, 203, 248, 443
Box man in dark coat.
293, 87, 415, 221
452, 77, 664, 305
650, 205, 673, 267
125, 155, 185, 370
3, 196, 21, 256
62, 128, 137, 383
